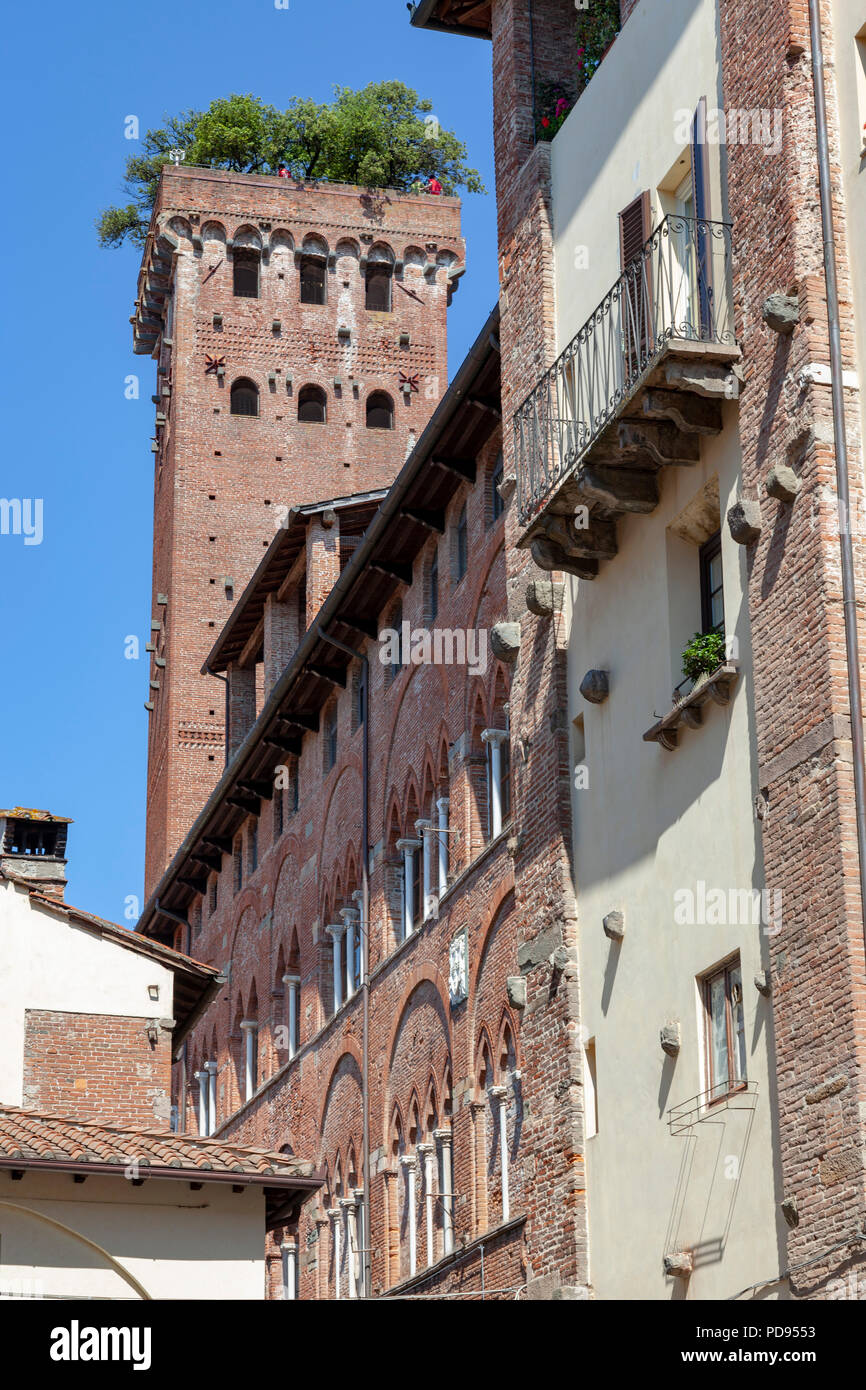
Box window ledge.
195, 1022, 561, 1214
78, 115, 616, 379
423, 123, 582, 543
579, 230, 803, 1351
642, 662, 739, 751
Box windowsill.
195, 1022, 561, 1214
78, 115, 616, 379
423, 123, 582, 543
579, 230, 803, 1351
642, 662, 739, 751
382, 1213, 527, 1298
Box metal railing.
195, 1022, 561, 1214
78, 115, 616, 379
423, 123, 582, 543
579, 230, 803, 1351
513, 216, 736, 523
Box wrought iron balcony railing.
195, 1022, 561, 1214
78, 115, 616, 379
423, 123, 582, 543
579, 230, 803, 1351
513, 216, 736, 524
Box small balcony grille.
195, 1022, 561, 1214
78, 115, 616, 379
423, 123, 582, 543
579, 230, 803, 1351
513, 216, 736, 523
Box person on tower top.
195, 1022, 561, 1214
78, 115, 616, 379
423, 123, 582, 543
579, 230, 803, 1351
427, 175, 443, 196
277, 163, 290, 180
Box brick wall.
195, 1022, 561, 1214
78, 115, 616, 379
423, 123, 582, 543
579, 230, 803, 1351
23, 1010, 173, 1129
176, 425, 535, 1299
491, 0, 591, 1296
141, 168, 464, 897
717, 0, 866, 1294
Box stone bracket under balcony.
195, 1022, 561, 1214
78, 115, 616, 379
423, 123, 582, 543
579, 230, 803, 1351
522, 343, 742, 579
642, 663, 739, 751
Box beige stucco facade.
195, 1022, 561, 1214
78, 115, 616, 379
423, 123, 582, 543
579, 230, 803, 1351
545, 0, 785, 1298
0, 1169, 266, 1300
0, 878, 176, 1108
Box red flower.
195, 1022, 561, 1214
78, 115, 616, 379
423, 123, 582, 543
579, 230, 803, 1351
541, 116, 550, 128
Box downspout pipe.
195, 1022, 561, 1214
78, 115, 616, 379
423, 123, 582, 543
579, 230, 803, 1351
316, 624, 372, 1299
808, 0, 866, 950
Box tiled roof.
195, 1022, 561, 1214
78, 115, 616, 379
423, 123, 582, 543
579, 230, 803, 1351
0, 1107, 318, 1188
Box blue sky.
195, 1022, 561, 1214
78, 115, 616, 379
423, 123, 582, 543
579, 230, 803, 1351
0, 0, 496, 922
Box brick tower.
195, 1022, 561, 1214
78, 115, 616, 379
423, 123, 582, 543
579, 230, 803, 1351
134, 167, 464, 896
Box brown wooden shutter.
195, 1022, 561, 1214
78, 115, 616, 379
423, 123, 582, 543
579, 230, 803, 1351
618, 190, 653, 270
618, 191, 654, 372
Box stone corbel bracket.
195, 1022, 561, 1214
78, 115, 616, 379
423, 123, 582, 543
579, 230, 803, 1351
643, 663, 739, 750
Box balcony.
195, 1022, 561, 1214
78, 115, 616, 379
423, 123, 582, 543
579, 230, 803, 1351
513, 217, 741, 577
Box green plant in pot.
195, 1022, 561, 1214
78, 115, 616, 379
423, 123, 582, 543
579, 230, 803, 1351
680, 630, 727, 685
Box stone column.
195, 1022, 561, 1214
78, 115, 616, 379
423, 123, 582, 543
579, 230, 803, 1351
352, 1187, 365, 1298
239, 1020, 258, 1103
195, 1069, 207, 1135
434, 1127, 454, 1255
436, 795, 450, 896
481, 728, 509, 839
418, 1140, 436, 1267
326, 923, 346, 1013
490, 1084, 510, 1222
339, 906, 360, 999
205, 1060, 217, 1134
282, 973, 300, 1058
415, 818, 435, 919
328, 1207, 342, 1300
281, 1236, 297, 1300
395, 837, 421, 939
400, 1154, 418, 1277
339, 1196, 358, 1299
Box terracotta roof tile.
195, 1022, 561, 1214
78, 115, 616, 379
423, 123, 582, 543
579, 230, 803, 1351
0, 1107, 317, 1187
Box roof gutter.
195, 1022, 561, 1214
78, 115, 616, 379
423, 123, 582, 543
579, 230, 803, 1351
0, 1156, 321, 1191
137, 303, 500, 939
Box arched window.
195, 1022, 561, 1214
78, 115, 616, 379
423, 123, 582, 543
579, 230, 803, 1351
233, 250, 260, 298
365, 263, 392, 312
300, 255, 326, 305
366, 391, 394, 430
298, 385, 327, 423
230, 378, 259, 417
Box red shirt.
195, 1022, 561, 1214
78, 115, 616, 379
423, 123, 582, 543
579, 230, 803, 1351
428, 177, 442, 195
278, 168, 290, 179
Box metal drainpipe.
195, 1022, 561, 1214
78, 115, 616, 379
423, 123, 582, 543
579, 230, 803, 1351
808, 0, 866, 947
203, 662, 230, 768
316, 625, 372, 1298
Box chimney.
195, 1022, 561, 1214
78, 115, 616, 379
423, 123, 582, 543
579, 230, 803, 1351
0, 808, 71, 901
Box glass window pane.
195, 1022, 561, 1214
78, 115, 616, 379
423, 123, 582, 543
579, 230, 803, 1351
708, 973, 729, 1098
730, 965, 747, 1084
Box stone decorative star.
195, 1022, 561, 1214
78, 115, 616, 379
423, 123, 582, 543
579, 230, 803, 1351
205, 354, 225, 374
399, 371, 420, 393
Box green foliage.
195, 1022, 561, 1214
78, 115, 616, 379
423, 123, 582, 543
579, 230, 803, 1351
534, 77, 575, 142
534, 0, 621, 143
680, 630, 727, 683
575, 0, 621, 92
97, 86, 485, 249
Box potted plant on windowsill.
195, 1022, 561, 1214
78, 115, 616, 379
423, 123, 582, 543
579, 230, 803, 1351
679, 630, 728, 697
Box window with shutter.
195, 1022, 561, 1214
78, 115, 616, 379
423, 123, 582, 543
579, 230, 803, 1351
618, 191, 654, 376
690, 97, 714, 335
